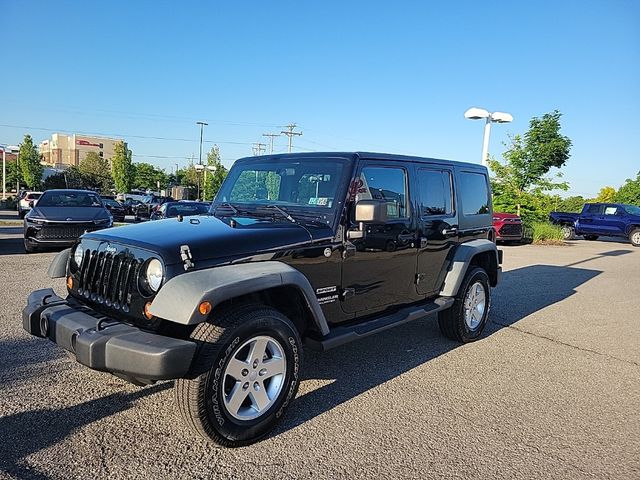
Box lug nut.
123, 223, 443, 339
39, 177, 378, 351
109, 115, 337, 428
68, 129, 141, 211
242, 382, 249, 390
241, 369, 249, 377
253, 382, 260, 391
252, 359, 259, 368
259, 368, 267, 376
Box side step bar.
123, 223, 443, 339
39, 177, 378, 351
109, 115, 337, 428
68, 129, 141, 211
307, 297, 454, 351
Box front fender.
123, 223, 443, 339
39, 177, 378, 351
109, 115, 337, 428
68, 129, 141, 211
149, 261, 330, 335
48, 248, 71, 278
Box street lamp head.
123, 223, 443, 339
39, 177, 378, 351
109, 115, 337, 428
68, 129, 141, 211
464, 107, 490, 120
489, 111, 513, 123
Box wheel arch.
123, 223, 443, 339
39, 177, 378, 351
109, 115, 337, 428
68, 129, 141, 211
149, 261, 330, 336
440, 240, 501, 297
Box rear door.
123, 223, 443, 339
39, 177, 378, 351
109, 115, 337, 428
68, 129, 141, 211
577, 204, 603, 234
414, 166, 458, 296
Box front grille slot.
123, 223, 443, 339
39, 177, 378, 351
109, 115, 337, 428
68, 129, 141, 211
499, 224, 523, 236
35, 223, 96, 240
77, 248, 140, 310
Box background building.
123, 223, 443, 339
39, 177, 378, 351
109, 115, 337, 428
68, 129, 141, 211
39, 133, 126, 168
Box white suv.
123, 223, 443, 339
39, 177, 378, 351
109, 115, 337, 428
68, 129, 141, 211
17, 191, 42, 218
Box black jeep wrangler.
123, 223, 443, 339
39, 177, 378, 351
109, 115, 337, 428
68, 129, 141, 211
24, 152, 501, 446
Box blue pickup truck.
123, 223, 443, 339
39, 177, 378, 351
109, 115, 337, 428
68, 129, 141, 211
550, 203, 640, 246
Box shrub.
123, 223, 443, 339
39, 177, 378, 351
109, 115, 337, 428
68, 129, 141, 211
530, 222, 564, 244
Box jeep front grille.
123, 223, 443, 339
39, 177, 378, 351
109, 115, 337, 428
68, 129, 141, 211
76, 249, 142, 312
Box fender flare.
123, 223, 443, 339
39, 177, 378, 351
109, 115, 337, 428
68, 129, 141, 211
440, 239, 500, 297
48, 248, 71, 278
149, 261, 330, 335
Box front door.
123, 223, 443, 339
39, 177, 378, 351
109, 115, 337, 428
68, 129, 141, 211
341, 162, 419, 314
414, 166, 458, 296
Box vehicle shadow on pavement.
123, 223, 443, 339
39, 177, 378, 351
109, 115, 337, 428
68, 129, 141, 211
0, 228, 26, 255
0, 382, 171, 480
276, 263, 602, 437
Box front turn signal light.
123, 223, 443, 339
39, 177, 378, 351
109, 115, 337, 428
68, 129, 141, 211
198, 301, 212, 316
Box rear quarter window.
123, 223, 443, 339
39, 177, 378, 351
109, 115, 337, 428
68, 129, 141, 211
459, 172, 490, 215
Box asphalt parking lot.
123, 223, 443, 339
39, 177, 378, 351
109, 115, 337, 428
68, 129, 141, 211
0, 224, 638, 479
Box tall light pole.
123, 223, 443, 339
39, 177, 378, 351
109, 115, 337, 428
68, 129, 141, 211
196, 121, 208, 199
464, 107, 513, 167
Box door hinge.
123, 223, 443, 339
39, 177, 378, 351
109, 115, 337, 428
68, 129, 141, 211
341, 288, 355, 300
415, 273, 426, 285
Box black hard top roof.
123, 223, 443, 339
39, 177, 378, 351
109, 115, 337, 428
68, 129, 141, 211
235, 151, 487, 171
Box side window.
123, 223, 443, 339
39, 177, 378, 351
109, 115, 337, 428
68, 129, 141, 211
604, 206, 618, 215
459, 172, 490, 215
585, 204, 603, 215
356, 166, 408, 219
417, 169, 453, 216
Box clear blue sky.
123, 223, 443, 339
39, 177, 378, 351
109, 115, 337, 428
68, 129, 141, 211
1, 0, 638, 198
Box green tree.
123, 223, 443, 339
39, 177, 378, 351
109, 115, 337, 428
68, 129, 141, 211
79, 152, 112, 193
111, 141, 134, 193
203, 146, 228, 201
595, 186, 616, 203
489, 110, 572, 219
176, 164, 199, 188
557, 195, 587, 212
133, 162, 168, 191
4, 161, 22, 194
615, 172, 640, 205
18, 134, 43, 189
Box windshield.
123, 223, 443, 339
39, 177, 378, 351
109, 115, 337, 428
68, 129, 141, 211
214, 158, 349, 219
166, 203, 210, 216
624, 205, 640, 216
103, 199, 121, 208
37, 191, 103, 208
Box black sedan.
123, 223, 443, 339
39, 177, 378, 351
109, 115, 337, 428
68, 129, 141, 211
23, 189, 113, 253
150, 201, 210, 220
102, 198, 126, 222
134, 195, 174, 222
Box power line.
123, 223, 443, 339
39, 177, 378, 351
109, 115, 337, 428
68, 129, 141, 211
280, 123, 302, 153
252, 142, 267, 156
262, 133, 281, 154
0, 123, 254, 145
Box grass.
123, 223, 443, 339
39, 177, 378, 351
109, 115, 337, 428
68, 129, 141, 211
530, 221, 565, 245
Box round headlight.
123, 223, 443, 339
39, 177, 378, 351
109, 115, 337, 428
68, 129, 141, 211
74, 245, 84, 267
145, 259, 163, 293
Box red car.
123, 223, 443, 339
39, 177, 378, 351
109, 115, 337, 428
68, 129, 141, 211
493, 212, 523, 243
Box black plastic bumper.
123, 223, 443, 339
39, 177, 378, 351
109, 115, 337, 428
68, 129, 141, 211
23, 289, 196, 383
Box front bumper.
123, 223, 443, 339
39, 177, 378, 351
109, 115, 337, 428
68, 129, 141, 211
23, 288, 196, 384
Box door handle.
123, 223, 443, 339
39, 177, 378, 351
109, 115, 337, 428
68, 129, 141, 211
442, 227, 458, 237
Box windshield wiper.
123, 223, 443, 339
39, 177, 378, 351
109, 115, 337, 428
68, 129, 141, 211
265, 205, 296, 223
213, 202, 239, 215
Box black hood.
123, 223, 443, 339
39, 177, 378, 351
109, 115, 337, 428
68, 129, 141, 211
30, 206, 110, 222
83, 215, 322, 266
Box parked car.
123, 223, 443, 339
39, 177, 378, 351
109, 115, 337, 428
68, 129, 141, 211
492, 212, 523, 243
550, 202, 640, 246
134, 195, 174, 222
120, 197, 143, 216
24, 152, 502, 446
150, 201, 210, 220
23, 189, 113, 253
102, 198, 126, 222
17, 191, 42, 218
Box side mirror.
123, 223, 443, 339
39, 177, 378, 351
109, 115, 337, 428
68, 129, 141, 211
28, 200, 34, 208
105, 204, 112, 210
355, 199, 388, 223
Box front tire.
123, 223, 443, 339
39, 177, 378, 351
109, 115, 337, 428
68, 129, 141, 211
438, 267, 491, 343
561, 225, 576, 240
24, 239, 37, 253
630, 228, 640, 247
175, 304, 303, 447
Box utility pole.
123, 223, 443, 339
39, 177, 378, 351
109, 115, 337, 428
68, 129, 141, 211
252, 142, 266, 156
280, 123, 302, 153
196, 121, 207, 199
262, 133, 280, 154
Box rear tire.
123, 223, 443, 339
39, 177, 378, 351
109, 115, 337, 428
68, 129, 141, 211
630, 228, 640, 247
438, 267, 491, 343
561, 225, 576, 240
175, 304, 303, 447
584, 235, 599, 241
